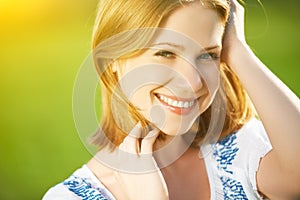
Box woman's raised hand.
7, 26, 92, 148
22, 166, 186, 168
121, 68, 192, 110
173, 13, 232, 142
220, 1, 300, 198
221, 0, 247, 65
114, 123, 169, 200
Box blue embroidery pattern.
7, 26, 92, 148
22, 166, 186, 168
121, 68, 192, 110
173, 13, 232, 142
213, 133, 248, 199
213, 134, 239, 174
221, 177, 248, 199
63, 176, 108, 200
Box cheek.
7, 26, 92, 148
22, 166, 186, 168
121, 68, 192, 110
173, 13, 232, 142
199, 63, 220, 98
117, 64, 178, 129
118, 64, 173, 99
128, 86, 154, 110
195, 62, 220, 114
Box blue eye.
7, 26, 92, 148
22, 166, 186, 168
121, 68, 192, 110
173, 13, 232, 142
198, 52, 219, 61
154, 50, 176, 58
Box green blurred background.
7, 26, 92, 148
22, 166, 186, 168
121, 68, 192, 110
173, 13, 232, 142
0, 0, 299, 199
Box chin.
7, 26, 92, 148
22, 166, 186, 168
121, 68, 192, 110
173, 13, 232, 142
158, 114, 200, 136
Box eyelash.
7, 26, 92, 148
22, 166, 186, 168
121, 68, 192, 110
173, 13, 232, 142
154, 50, 220, 61
197, 52, 220, 61
154, 50, 176, 58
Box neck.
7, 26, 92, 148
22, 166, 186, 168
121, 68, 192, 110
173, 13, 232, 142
153, 133, 191, 169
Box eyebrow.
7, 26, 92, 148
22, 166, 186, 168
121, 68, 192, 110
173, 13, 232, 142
150, 42, 221, 52
150, 42, 185, 51
204, 45, 221, 51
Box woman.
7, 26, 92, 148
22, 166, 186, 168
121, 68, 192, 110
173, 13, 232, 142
43, 0, 300, 199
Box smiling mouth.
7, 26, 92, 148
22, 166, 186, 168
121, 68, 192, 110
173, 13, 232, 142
155, 94, 197, 115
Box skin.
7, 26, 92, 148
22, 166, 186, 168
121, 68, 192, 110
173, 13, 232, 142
88, 0, 300, 199
89, 3, 220, 199
223, 1, 300, 199
116, 18, 222, 136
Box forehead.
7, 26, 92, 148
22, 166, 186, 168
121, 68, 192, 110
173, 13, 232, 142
154, 2, 224, 48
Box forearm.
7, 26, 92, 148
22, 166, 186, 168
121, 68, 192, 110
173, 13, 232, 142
228, 42, 300, 171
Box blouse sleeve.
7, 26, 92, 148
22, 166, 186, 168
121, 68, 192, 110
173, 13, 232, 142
247, 119, 272, 191
236, 118, 273, 195
42, 165, 114, 200
42, 183, 79, 200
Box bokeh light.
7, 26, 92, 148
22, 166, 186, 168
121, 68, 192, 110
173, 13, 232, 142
0, 0, 299, 199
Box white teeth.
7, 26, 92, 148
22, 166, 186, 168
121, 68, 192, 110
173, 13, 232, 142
157, 94, 195, 108
183, 102, 189, 108
171, 100, 177, 107
178, 101, 183, 107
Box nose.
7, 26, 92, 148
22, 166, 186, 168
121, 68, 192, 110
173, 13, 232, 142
171, 59, 203, 95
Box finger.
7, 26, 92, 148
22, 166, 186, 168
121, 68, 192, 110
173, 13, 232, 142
140, 128, 160, 154
128, 122, 143, 138
230, 0, 245, 16
119, 122, 142, 154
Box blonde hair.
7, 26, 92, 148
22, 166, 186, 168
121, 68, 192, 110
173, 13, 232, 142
91, 0, 254, 150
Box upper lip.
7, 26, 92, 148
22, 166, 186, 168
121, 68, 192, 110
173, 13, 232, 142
154, 93, 199, 102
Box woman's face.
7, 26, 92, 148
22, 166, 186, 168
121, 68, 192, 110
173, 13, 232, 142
116, 2, 224, 136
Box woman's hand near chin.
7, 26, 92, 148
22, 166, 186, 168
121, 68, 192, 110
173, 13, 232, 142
114, 123, 169, 200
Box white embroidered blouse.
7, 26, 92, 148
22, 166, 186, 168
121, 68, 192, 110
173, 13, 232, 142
43, 118, 272, 200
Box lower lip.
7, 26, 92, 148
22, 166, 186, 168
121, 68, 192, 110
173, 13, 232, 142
156, 96, 196, 115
